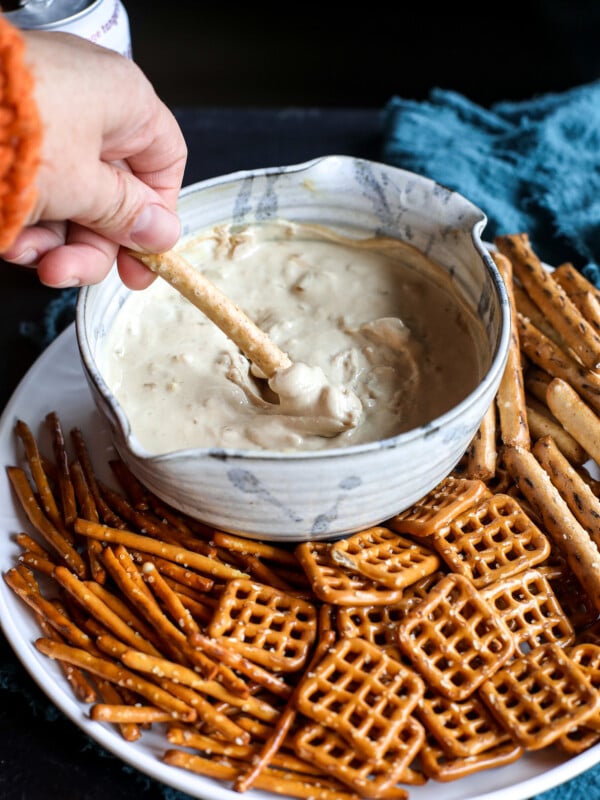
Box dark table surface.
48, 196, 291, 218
0, 107, 384, 800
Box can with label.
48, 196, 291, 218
3, 0, 131, 58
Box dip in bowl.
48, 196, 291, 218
76, 155, 511, 541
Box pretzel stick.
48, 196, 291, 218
492, 251, 530, 449
90, 704, 173, 724
465, 401, 497, 480
34, 612, 98, 704
131, 249, 292, 379
34, 638, 197, 721
553, 262, 600, 320
516, 313, 600, 415
53, 565, 162, 656
163, 750, 361, 800
15, 419, 63, 530
209, 530, 301, 567
503, 445, 600, 612
189, 632, 292, 700
7, 467, 86, 577
525, 396, 587, 465
69, 460, 106, 585
74, 518, 247, 581
495, 233, 600, 369
234, 629, 336, 793
533, 435, 600, 551
545, 377, 600, 465
3, 567, 96, 652
45, 411, 77, 527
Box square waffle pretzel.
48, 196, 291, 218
478, 642, 600, 749
396, 572, 515, 701
481, 567, 575, 653
416, 685, 515, 758
206, 577, 317, 672
336, 603, 406, 661
429, 493, 550, 588
295, 541, 403, 606
388, 475, 490, 537
329, 526, 441, 590
294, 636, 425, 761
293, 717, 424, 799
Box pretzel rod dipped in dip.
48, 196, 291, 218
107, 220, 487, 454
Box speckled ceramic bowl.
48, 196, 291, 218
76, 155, 511, 541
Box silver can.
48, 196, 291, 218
3, 0, 132, 58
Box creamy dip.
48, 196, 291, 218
100, 220, 488, 453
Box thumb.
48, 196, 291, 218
80, 161, 182, 253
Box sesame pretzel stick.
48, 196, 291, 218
234, 629, 337, 793
132, 249, 292, 379
503, 445, 600, 612
90, 704, 173, 725
516, 313, 600, 415
525, 395, 587, 465
495, 233, 600, 369
546, 377, 600, 465
533, 435, 600, 551
492, 251, 530, 449
465, 401, 497, 481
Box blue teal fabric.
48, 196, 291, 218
382, 81, 600, 287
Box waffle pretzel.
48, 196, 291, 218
294, 636, 425, 761
293, 717, 424, 799
481, 567, 575, 653
396, 572, 515, 701
207, 578, 317, 672
479, 643, 600, 750
330, 526, 440, 590
389, 475, 489, 537
430, 493, 550, 588
295, 541, 403, 606
416, 685, 514, 759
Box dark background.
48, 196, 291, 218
124, 0, 600, 110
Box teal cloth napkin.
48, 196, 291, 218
383, 81, 600, 800
382, 81, 600, 286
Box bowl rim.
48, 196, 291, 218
76, 154, 512, 465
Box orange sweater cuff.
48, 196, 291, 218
0, 15, 42, 252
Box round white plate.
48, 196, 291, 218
0, 323, 598, 800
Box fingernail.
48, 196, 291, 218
9, 247, 38, 265
53, 276, 82, 288
130, 204, 181, 251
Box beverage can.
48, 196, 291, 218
3, 0, 132, 58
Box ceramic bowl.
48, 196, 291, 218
76, 155, 511, 542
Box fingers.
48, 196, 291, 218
2, 222, 67, 266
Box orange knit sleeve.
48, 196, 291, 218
0, 15, 42, 252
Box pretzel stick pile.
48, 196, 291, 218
6, 232, 600, 798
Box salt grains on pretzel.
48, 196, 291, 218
207, 577, 317, 672
294, 636, 425, 761
429, 493, 550, 589
480, 568, 575, 653
329, 526, 440, 590
479, 643, 600, 750
396, 573, 515, 701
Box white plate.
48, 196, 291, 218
1, 323, 598, 800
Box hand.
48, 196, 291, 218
1, 30, 187, 289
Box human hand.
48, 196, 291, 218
1, 30, 187, 289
